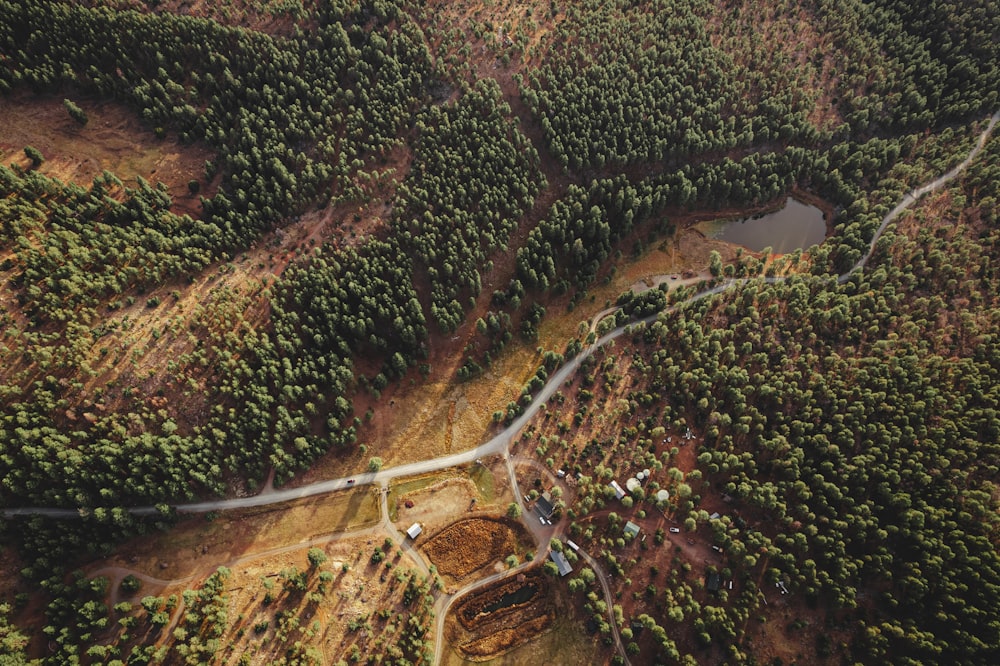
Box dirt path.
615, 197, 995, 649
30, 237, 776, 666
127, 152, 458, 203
12, 112, 996, 526
577, 547, 632, 666
5, 107, 997, 666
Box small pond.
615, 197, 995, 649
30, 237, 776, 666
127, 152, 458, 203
697, 198, 826, 254
482, 584, 537, 613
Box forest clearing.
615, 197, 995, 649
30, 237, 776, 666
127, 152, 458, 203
1, 1, 998, 665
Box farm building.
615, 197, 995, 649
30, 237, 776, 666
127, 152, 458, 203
536, 491, 555, 518
549, 550, 573, 576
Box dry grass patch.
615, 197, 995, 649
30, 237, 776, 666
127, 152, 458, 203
460, 614, 552, 659
215, 535, 431, 666
100, 489, 380, 582
0, 93, 216, 216
447, 570, 557, 661
441, 608, 602, 666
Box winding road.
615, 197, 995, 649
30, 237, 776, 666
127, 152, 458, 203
3, 109, 997, 664
6, 110, 995, 522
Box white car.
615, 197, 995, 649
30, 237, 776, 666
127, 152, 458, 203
669, 527, 680, 533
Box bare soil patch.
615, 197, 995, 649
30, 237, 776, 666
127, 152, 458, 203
95, 489, 380, 583
391, 475, 521, 574
214, 534, 429, 666
0, 92, 216, 217
422, 516, 529, 583
448, 569, 557, 661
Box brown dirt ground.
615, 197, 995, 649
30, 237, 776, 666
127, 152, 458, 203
422, 517, 528, 583
0, 90, 245, 430
213, 533, 428, 666
93, 488, 380, 583
440, 600, 603, 666
0, 92, 217, 217
448, 569, 557, 661
391, 475, 526, 587
101, 529, 428, 666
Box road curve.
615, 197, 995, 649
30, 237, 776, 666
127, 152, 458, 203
5, 109, 995, 666
4, 108, 996, 521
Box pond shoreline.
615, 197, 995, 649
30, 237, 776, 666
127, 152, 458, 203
695, 193, 829, 254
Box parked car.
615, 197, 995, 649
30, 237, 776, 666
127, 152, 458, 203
669, 527, 681, 533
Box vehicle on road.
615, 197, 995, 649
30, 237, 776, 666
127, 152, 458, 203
346, 479, 355, 485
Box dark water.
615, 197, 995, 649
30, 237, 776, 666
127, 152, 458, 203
482, 584, 537, 613
698, 198, 826, 254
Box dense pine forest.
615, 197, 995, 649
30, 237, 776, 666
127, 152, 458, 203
0, 0, 998, 664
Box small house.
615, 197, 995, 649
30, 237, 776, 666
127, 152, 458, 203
623, 521, 641, 539
536, 492, 555, 519
550, 550, 573, 576
609, 480, 626, 500
406, 523, 422, 540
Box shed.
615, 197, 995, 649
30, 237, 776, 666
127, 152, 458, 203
406, 523, 422, 540
706, 571, 721, 592
609, 480, 626, 500
549, 550, 573, 576
623, 521, 641, 539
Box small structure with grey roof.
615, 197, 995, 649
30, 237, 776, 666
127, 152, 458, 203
609, 480, 626, 500
623, 521, 641, 539
549, 550, 573, 576
406, 523, 422, 540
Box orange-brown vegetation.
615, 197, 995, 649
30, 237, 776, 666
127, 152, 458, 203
449, 570, 556, 660
423, 516, 528, 582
